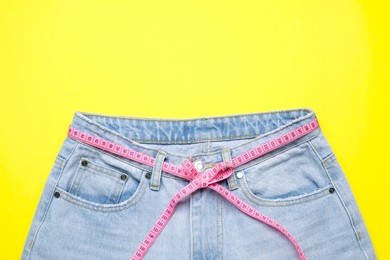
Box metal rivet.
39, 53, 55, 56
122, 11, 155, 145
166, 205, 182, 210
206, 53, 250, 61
120, 174, 128, 181
329, 187, 335, 193
236, 171, 244, 179
145, 172, 152, 179
54, 191, 60, 198
81, 160, 88, 166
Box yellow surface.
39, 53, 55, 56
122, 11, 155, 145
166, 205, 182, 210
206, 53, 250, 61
0, 0, 388, 258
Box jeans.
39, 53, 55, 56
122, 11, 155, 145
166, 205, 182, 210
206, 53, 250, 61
21, 107, 377, 259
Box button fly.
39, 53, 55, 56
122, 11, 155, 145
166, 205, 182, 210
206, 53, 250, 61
193, 160, 205, 172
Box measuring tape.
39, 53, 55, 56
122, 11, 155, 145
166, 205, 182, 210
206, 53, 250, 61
67, 117, 319, 260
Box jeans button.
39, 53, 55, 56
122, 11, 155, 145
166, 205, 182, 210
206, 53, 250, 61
194, 160, 205, 172
236, 171, 244, 179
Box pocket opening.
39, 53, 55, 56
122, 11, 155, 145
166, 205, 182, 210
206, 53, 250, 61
54, 170, 149, 212
56, 142, 148, 209
237, 140, 333, 206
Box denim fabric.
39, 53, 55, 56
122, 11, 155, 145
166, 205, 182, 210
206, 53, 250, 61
21, 108, 377, 259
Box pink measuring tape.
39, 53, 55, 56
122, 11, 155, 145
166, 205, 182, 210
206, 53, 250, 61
67, 118, 320, 260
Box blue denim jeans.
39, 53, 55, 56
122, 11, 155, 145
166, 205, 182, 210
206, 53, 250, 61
22, 108, 377, 259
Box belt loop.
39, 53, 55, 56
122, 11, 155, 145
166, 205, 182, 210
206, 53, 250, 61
150, 150, 168, 191
222, 148, 238, 191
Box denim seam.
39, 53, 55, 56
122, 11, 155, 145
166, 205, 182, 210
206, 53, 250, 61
94, 121, 316, 144
220, 193, 224, 260
74, 109, 315, 146
321, 152, 335, 163
239, 178, 333, 207
110, 174, 126, 204
27, 161, 64, 254
76, 108, 313, 122
57, 137, 79, 162
306, 135, 334, 162
27, 141, 78, 259
116, 173, 129, 204
54, 172, 148, 212
306, 139, 323, 161
55, 156, 66, 167
56, 156, 66, 164
69, 162, 84, 196
216, 191, 220, 260
321, 154, 370, 260
216, 193, 218, 259
154, 123, 318, 148
190, 194, 194, 260
119, 132, 288, 144
307, 141, 334, 184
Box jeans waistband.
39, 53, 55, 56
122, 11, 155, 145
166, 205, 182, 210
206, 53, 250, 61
68, 107, 322, 175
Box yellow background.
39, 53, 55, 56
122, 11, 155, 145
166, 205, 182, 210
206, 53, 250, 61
0, 0, 388, 258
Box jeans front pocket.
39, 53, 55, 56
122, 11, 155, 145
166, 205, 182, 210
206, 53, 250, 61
55, 141, 149, 211
238, 138, 334, 207
69, 157, 128, 204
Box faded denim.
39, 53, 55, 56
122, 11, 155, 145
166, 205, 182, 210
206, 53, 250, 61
21, 108, 377, 259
